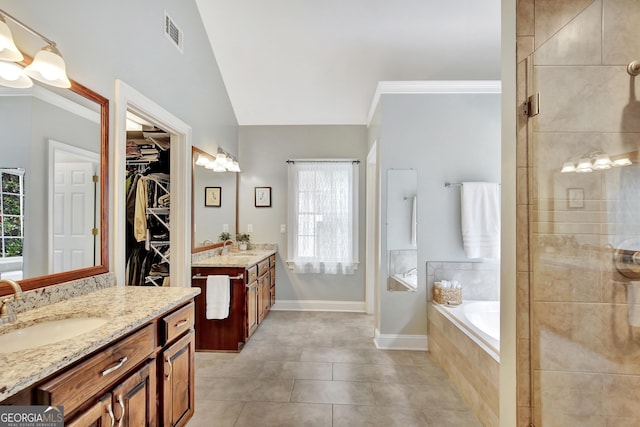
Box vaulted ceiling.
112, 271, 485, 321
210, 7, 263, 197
195, 0, 501, 126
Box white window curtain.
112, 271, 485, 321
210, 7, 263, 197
287, 160, 359, 274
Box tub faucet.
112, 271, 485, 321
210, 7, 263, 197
0, 279, 23, 324
403, 268, 417, 278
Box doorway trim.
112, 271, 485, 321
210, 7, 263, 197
114, 80, 192, 287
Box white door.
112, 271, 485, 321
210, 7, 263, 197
52, 162, 95, 272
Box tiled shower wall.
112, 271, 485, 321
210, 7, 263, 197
517, 1, 640, 426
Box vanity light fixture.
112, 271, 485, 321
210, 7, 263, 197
0, 9, 71, 89
561, 151, 632, 173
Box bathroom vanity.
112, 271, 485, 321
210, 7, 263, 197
0, 286, 200, 427
191, 249, 276, 351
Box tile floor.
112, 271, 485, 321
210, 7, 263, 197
189, 311, 481, 427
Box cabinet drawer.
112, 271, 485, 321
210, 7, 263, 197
37, 324, 155, 415
162, 302, 195, 345
257, 259, 270, 277
247, 266, 258, 283
270, 255, 276, 267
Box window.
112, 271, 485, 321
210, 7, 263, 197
0, 169, 24, 261
287, 160, 359, 274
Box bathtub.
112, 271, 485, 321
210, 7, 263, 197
428, 300, 500, 426
431, 300, 500, 360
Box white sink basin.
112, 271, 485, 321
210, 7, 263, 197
0, 317, 108, 354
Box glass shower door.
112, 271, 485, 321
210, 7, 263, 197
528, 1, 640, 425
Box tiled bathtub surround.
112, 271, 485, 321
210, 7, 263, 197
426, 261, 499, 302
428, 303, 499, 427
518, 0, 640, 425
7, 272, 116, 315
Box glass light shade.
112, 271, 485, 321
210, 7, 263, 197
24, 45, 71, 88
0, 61, 32, 88
612, 157, 632, 167
575, 158, 593, 173
0, 18, 23, 62
561, 162, 576, 173
592, 153, 612, 170
195, 154, 209, 166
230, 160, 241, 172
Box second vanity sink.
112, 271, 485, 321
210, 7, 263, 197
0, 317, 109, 354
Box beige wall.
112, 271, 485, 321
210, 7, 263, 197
518, 0, 640, 425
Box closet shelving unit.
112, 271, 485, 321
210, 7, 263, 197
126, 128, 171, 287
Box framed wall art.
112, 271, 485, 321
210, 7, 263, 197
255, 186, 271, 207
205, 186, 221, 207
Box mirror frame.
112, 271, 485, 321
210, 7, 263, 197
191, 146, 238, 254
0, 56, 109, 296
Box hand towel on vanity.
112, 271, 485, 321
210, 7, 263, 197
206, 275, 230, 320
461, 182, 500, 260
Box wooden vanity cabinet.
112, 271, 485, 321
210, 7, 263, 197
18, 300, 196, 427
192, 253, 276, 350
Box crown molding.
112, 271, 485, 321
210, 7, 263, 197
367, 80, 502, 126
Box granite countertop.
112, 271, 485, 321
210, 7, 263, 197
0, 285, 200, 401
191, 249, 276, 268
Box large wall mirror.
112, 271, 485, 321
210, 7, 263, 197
191, 147, 237, 252
387, 169, 418, 292
0, 70, 108, 296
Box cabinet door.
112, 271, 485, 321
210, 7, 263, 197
246, 281, 258, 338
112, 360, 157, 427
161, 331, 195, 427
67, 394, 113, 427
258, 273, 270, 323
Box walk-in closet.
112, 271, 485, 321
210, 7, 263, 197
125, 125, 171, 286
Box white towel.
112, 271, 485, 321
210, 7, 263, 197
461, 182, 500, 260
206, 275, 230, 320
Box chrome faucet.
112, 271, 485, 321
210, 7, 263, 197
403, 268, 417, 278
0, 279, 23, 324
222, 239, 234, 255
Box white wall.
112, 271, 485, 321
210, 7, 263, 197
375, 92, 501, 336
0, 0, 238, 154
238, 125, 368, 303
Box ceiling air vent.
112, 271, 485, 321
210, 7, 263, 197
164, 12, 183, 53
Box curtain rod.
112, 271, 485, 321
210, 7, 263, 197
286, 159, 360, 164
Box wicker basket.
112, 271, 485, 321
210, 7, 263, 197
433, 282, 462, 305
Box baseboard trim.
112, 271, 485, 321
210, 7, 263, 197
271, 299, 366, 313
373, 329, 428, 351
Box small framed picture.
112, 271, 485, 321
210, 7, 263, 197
567, 188, 584, 209
255, 187, 272, 207
205, 187, 221, 207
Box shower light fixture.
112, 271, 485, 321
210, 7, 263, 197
0, 9, 71, 89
